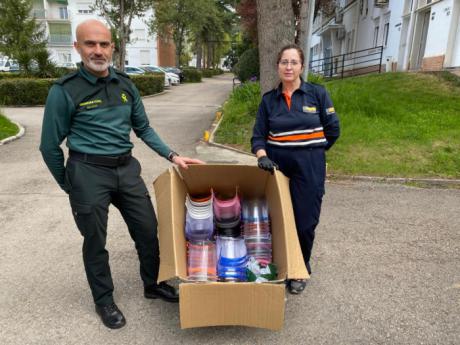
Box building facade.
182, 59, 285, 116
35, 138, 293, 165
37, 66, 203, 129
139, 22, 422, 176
311, 0, 460, 74
31, 0, 174, 67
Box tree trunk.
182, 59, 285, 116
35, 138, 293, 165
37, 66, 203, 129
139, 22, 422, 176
196, 37, 202, 68
207, 41, 212, 68
118, 0, 125, 70
256, 0, 296, 93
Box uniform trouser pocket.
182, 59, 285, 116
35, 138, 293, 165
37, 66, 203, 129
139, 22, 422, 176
69, 200, 94, 237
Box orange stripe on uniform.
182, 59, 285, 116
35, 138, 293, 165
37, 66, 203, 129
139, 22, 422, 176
268, 131, 325, 142
283, 93, 291, 110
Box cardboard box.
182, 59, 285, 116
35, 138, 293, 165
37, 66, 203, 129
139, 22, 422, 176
153, 165, 308, 330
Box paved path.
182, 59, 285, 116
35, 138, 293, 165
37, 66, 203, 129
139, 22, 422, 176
0, 75, 459, 345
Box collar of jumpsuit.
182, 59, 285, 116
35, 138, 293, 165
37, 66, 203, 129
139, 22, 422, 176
276, 78, 310, 111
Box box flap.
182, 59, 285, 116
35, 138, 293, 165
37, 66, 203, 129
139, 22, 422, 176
153, 168, 187, 282
271, 170, 309, 280
179, 164, 267, 197
180, 283, 285, 330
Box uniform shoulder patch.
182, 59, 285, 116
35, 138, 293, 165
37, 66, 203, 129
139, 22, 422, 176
54, 71, 80, 85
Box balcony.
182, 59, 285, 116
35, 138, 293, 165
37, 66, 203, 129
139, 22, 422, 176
48, 34, 72, 46
31, 7, 71, 21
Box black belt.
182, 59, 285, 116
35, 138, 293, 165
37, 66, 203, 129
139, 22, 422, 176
69, 150, 132, 167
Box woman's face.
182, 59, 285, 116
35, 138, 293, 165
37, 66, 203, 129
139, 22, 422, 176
277, 48, 303, 84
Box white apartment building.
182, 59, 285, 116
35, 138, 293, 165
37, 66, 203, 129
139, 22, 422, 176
31, 0, 159, 67
310, 0, 460, 74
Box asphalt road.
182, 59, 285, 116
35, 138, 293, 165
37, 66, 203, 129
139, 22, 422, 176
0, 74, 459, 345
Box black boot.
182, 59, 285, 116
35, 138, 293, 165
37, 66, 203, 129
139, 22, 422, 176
95, 303, 126, 329
144, 282, 179, 303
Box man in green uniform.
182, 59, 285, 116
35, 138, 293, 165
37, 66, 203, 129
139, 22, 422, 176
40, 19, 203, 329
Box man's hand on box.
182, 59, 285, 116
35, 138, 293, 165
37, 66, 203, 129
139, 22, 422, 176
172, 155, 205, 169
257, 156, 278, 174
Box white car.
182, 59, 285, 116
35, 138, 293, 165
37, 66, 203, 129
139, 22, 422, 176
0, 59, 19, 72
141, 65, 180, 86
124, 66, 146, 75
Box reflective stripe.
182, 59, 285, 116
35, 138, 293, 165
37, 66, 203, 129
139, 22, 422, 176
268, 130, 325, 142
269, 127, 323, 137
267, 138, 327, 146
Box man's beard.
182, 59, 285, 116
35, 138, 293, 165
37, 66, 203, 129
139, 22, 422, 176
86, 57, 110, 72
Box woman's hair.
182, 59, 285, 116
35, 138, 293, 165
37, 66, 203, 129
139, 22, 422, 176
276, 44, 305, 66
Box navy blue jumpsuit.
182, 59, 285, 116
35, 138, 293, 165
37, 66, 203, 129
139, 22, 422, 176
251, 81, 340, 271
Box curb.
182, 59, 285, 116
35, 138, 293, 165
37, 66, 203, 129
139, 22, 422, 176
206, 112, 460, 189
141, 90, 169, 99
207, 105, 254, 157
0, 121, 25, 145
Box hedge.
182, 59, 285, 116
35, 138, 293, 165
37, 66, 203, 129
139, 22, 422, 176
200, 68, 225, 78
130, 74, 164, 96
0, 73, 164, 106
182, 68, 202, 83
0, 78, 55, 105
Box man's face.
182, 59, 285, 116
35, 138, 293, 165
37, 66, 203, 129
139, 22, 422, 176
74, 23, 114, 77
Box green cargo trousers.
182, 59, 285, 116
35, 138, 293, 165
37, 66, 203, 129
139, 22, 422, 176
65, 155, 159, 306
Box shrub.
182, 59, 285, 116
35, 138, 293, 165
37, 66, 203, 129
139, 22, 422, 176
231, 81, 261, 117
307, 73, 325, 85
182, 68, 202, 82
130, 74, 164, 96
201, 68, 215, 78
0, 78, 55, 105
234, 48, 259, 82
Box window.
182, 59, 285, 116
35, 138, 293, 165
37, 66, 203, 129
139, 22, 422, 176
59, 7, 68, 19
383, 22, 389, 47
134, 29, 146, 41
373, 26, 379, 47
58, 52, 72, 63
77, 1, 93, 14
140, 50, 150, 65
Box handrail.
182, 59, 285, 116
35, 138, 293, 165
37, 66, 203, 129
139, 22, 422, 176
309, 46, 384, 79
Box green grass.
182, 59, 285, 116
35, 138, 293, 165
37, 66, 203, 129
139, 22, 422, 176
214, 72, 460, 179
0, 113, 18, 141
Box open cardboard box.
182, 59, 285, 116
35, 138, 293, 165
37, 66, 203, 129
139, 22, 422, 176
153, 164, 308, 330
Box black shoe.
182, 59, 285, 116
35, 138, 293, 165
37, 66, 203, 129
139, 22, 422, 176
287, 279, 307, 295
95, 303, 126, 329
144, 282, 179, 303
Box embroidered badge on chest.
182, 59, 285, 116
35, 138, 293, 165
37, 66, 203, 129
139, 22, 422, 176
79, 99, 102, 110
121, 92, 128, 103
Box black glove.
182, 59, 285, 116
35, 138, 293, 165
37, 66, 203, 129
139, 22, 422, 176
257, 156, 278, 173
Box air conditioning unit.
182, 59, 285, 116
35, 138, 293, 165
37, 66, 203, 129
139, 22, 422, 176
375, 0, 389, 7
336, 28, 346, 40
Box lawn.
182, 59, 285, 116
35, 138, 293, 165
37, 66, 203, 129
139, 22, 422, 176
0, 113, 18, 141
214, 72, 460, 179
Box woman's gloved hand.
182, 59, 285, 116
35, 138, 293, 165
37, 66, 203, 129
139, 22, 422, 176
257, 156, 278, 173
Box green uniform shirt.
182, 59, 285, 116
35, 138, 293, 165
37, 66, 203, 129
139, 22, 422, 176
40, 66, 171, 190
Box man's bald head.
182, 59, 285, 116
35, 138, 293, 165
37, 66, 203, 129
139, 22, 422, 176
74, 19, 114, 77
76, 19, 111, 42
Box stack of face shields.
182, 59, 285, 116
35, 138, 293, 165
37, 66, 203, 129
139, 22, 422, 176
213, 190, 242, 237
242, 198, 272, 266
187, 240, 217, 281
185, 192, 214, 241
216, 236, 247, 281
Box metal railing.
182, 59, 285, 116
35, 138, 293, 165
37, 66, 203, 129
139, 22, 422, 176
48, 34, 72, 45
309, 46, 384, 79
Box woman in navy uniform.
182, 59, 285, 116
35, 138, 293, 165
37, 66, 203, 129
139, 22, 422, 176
251, 44, 340, 294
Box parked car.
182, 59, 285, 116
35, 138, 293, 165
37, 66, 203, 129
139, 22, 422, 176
164, 67, 184, 83
56, 62, 77, 69
124, 66, 145, 75
140, 65, 170, 87
0, 59, 19, 72
142, 65, 180, 86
